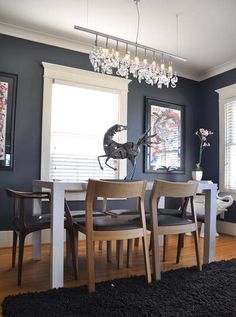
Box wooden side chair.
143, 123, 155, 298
6, 189, 51, 286
149, 179, 202, 280
6, 188, 81, 285
74, 179, 151, 292
64, 189, 107, 278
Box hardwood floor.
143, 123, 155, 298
0, 234, 236, 316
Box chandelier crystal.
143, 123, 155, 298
75, 1, 186, 88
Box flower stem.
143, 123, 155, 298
198, 141, 203, 167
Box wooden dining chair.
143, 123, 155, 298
149, 179, 202, 280
6, 188, 81, 285
6, 189, 51, 286
64, 189, 107, 278
74, 179, 151, 292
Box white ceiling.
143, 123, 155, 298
0, 0, 236, 80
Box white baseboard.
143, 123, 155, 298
0, 229, 86, 248
217, 220, 236, 236
0, 229, 52, 248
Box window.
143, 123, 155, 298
216, 84, 236, 198
41, 63, 130, 181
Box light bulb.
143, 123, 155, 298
125, 52, 130, 60
160, 63, 165, 71
168, 65, 173, 74
134, 56, 139, 64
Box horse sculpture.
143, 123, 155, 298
97, 124, 157, 179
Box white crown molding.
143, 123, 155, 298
0, 21, 91, 54
1, 21, 236, 82
198, 58, 236, 81
177, 70, 198, 81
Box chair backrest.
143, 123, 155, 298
5, 189, 50, 230
150, 179, 198, 216
85, 179, 147, 217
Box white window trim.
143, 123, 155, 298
41, 62, 131, 180
216, 83, 236, 200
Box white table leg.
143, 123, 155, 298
203, 188, 217, 264
50, 185, 65, 288
32, 184, 42, 260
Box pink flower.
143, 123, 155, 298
199, 128, 209, 136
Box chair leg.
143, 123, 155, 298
12, 230, 17, 268
116, 240, 123, 269
193, 230, 202, 271
18, 233, 26, 286
107, 241, 112, 263
127, 239, 133, 268
86, 236, 95, 292
162, 235, 169, 262
149, 232, 152, 251
67, 229, 78, 280
134, 238, 139, 247
65, 230, 71, 266
98, 241, 103, 250
176, 234, 184, 264
142, 235, 152, 283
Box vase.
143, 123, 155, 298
192, 170, 203, 181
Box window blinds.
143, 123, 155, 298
225, 100, 236, 190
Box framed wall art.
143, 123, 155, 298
144, 98, 185, 174
0, 72, 17, 170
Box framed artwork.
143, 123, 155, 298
144, 98, 185, 173
0, 72, 17, 170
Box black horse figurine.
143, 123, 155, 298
97, 124, 157, 179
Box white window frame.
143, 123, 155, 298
41, 62, 131, 181
216, 83, 236, 200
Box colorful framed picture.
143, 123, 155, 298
0, 72, 17, 170
144, 98, 185, 174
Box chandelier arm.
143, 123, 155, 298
74, 25, 187, 62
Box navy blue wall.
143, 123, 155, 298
0, 33, 229, 229
198, 69, 236, 222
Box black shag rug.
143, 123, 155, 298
2, 259, 236, 317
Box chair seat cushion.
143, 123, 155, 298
186, 211, 205, 222
134, 214, 192, 227
75, 215, 141, 231
24, 213, 51, 229
106, 209, 139, 216
70, 210, 105, 218
158, 208, 182, 217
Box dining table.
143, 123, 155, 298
32, 179, 217, 289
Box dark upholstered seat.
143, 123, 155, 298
75, 215, 140, 231
158, 208, 182, 217
70, 210, 105, 218
138, 214, 192, 227
103, 209, 139, 216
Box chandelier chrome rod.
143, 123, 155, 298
74, 25, 187, 62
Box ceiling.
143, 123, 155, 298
0, 0, 236, 80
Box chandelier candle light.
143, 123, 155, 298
74, 0, 186, 88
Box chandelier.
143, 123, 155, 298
74, 0, 186, 88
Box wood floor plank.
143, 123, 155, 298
0, 234, 236, 316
